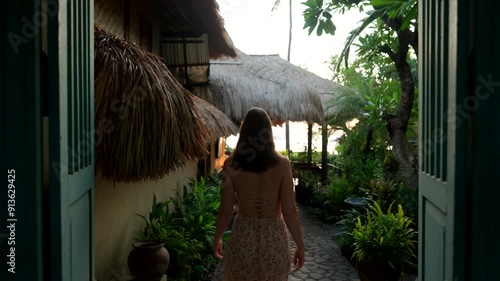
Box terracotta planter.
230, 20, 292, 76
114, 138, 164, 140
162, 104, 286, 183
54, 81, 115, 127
356, 260, 402, 281
127, 241, 170, 281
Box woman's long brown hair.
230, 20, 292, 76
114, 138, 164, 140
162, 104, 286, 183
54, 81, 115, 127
232, 107, 278, 173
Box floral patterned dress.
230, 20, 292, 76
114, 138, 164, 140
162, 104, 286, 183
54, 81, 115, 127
223, 209, 291, 281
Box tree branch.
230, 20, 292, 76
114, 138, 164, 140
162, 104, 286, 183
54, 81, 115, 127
379, 44, 397, 62
381, 15, 418, 55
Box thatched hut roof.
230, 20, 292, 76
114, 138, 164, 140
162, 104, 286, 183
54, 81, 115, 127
94, 26, 236, 183
247, 54, 346, 94
159, 0, 236, 59
193, 50, 350, 124
192, 94, 239, 139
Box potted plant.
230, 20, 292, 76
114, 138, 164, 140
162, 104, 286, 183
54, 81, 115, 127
352, 201, 417, 281
127, 240, 170, 281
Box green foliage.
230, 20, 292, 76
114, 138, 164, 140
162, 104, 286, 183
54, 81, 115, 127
311, 177, 357, 223
352, 201, 417, 268
302, 0, 417, 69
289, 145, 333, 164
335, 207, 368, 265
135, 175, 224, 281
170, 177, 221, 248
336, 150, 383, 191
303, 0, 420, 190
324, 86, 367, 131
295, 170, 321, 205
393, 185, 418, 230
361, 179, 401, 212
302, 0, 336, 36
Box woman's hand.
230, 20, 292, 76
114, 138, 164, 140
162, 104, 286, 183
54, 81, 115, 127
213, 239, 224, 260
293, 247, 304, 272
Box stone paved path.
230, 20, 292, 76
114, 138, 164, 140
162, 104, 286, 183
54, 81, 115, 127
211, 204, 418, 281
211, 205, 357, 281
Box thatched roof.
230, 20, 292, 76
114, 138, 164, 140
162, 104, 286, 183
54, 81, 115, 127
193, 50, 349, 124
159, 0, 236, 59
192, 94, 239, 139
94, 26, 236, 183
247, 54, 346, 94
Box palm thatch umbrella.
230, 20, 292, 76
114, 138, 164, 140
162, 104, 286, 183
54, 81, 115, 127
94, 25, 234, 183
192, 53, 324, 125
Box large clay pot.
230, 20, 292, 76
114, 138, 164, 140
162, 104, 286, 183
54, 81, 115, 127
127, 241, 170, 281
356, 260, 402, 281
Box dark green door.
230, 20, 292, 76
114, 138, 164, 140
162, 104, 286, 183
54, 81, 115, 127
48, 0, 95, 280
418, 0, 468, 280
1, 1, 44, 280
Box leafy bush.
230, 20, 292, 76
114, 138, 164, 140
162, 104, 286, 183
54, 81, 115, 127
311, 177, 356, 223
295, 170, 320, 205
335, 208, 368, 267
352, 201, 417, 269
361, 179, 401, 212
136, 175, 224, 281
339, 155, 381, 192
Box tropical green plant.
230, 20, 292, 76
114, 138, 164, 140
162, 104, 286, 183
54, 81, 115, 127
352, 201, 417, 269
295, 170, 320, 205
361, 178, 401, 212
335, 207, 368, 267
311, 177, 356, 223
169, 177, 221, 248
135, 175, 225, 281
337, 152, 382, 192
303, 0, 419, 190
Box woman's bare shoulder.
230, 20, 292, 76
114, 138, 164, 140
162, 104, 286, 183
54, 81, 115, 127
222, 155, 238, 173
276, 154, 291, 168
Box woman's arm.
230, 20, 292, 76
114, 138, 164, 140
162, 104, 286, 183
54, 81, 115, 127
213, 167, 236, 259
280, 159, 305, 270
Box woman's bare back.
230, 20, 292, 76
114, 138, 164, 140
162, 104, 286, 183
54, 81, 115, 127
224, 154, 294, 218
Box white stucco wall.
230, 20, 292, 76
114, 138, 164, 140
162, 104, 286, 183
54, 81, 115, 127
94, 161, 198, 281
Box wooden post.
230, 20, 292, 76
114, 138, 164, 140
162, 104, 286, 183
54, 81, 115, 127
286, 120, 290, 158
307, 122, 313, 163
321, 121, 328, 183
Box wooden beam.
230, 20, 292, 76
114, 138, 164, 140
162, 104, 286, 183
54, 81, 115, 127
307, 122, 313, 163
321, 122, 328, 183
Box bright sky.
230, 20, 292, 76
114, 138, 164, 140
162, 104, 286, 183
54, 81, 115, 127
218, 0, 366, 79
218, 0, 366, 152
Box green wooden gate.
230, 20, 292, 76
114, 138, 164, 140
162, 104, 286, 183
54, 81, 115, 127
48, 0, 95, 280
418, 0, 468, 280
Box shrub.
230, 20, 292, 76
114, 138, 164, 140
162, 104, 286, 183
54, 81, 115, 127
361, 179, 401, 212
136, 175, 224, 281
311, 177, 356, 223
335, 207, 368, 267
295, 170, 320, 205
352, 201, 417, 268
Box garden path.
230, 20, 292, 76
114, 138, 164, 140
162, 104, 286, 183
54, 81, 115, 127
211, 204, 416, 281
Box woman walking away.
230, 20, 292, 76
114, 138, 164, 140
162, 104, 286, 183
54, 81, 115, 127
213, 107, 305, 281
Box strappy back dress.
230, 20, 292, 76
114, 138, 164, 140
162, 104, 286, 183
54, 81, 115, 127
223, 198, 290, 281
